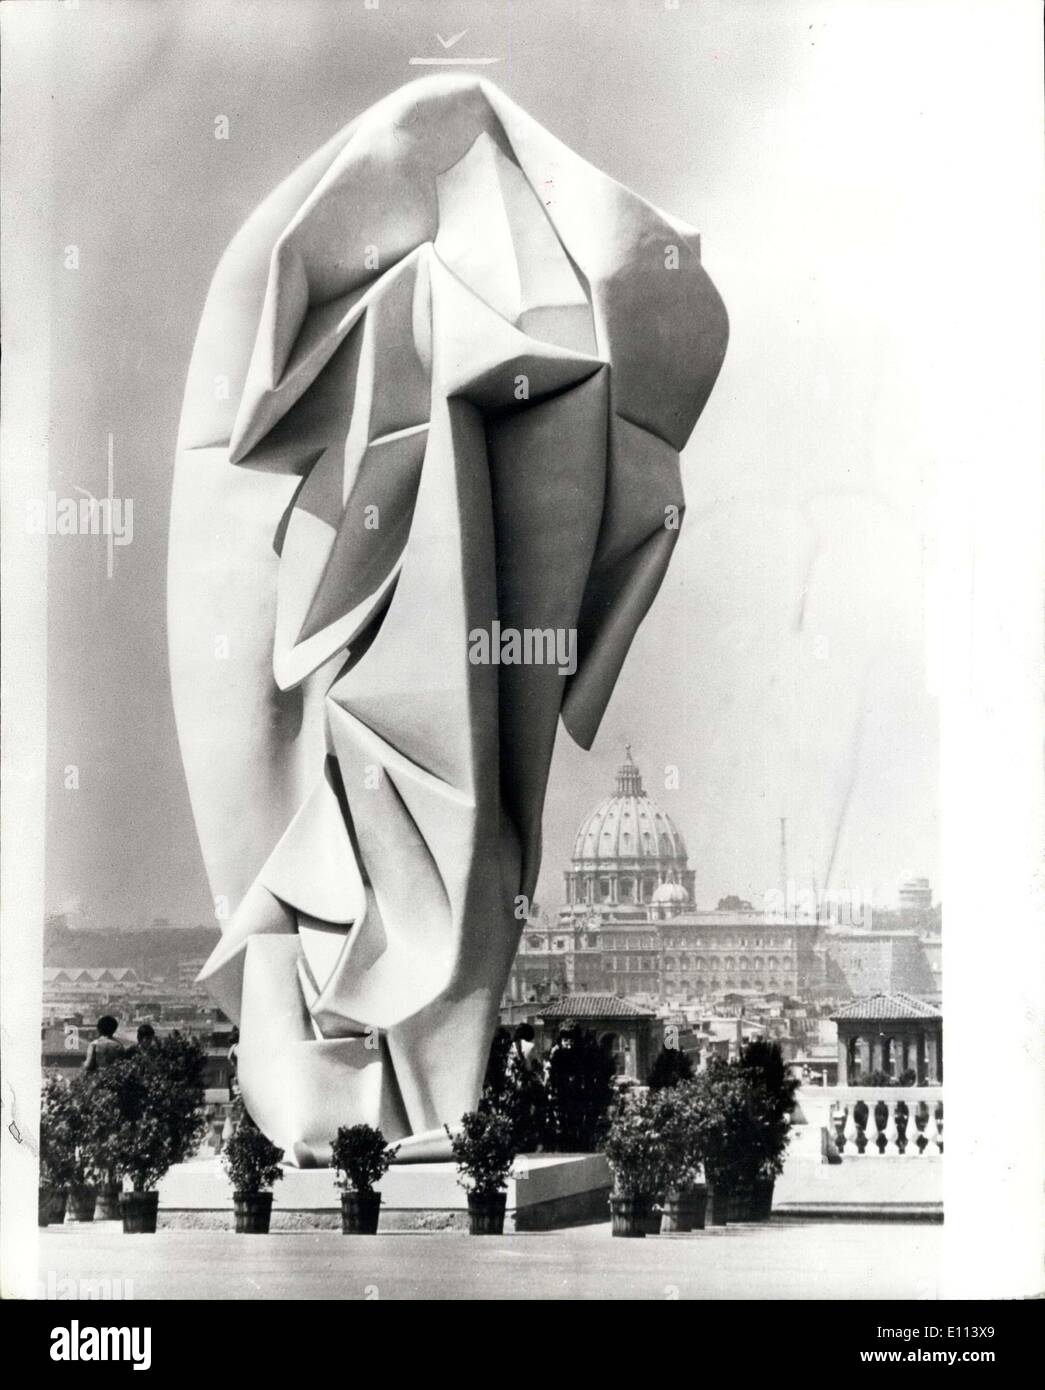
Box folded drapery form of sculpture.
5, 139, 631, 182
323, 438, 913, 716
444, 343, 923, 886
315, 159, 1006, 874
168, 76, 727, 1164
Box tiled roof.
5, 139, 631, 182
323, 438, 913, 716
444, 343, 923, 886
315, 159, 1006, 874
831, 992, 941, 1022
540, 994, 654, 1020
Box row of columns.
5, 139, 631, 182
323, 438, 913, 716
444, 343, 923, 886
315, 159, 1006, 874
838, 1028, 943, 1084
565, 871, 696, 906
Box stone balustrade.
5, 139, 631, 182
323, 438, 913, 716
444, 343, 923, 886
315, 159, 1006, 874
828, 1087, 943, 1157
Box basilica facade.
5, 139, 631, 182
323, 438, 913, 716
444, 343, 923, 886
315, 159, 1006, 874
507, 750, 936, 1008
510, 750, 815, 1004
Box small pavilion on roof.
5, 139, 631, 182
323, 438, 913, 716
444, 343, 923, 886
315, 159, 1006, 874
831, 992, 942, 1085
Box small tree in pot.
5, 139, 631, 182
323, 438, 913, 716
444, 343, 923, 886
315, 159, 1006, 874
222, 1104, 284, 1233
603, 1090, 666, 1237
689, 1058, 753, 1225
449, 1101, 516, 1234
39, 1075, 78, 1225
734, 1040, 798, 1220
61, 1071, 110, 1222
99, 1035, 207, 1232
649, 1084, 707, 1233
332, 1124, 397, 1234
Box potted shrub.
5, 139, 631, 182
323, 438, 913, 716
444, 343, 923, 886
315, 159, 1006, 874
91, 1114, 127, 1222
603, 1091, 665, 1237
650, 1085, 706, 1233
94, 1180, 123, 1222
449, 1104, 516, 1234
39, 1075, 78, 1226
61, 1071, 110, 1223
690, 1058, 755, 1225
332, 1124, 397, 1234
734, 1041, 799, 1221
222, 1105, 284, 1233
99, 1035, 207, 1233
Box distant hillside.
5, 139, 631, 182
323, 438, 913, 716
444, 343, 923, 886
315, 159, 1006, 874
44, 918, 221, 983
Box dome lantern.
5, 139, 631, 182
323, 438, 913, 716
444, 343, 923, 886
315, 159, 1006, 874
615, 745, 643, 796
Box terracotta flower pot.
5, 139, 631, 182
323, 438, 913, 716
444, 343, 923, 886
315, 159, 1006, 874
641, 1202, 664, 1235
661, 1185, 707, 1233
467, 1191, 507, 1235
38, 1186, 56, 1227
95, 1183, 122, 1221
234, 1191, 274, 1234
750, 1177, 775, 1222
120, 1191, 159, 1234
728, 1180, 756, 1222
705, 1184, 729, 1225
50, 1189, 69, 1225
67, 1184, 97, 1223
659, 1194, 687, 1233
686, 1184, 708, 1230
341, 1191, 381, 1234
609, 1193, 651, 1237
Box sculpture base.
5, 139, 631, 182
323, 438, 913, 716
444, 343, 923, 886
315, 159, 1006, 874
158, 1154, 611, 1232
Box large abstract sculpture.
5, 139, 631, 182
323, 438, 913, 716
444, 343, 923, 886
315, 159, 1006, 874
168, 76, 727, 1164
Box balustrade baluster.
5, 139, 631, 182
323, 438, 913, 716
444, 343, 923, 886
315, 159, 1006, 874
884, 1104, 900, 1154
931, 1104, 944, 1155
831, 1107, 847, 1155
895, 1101, 911, 1155
845, 1109, 861, 1155
914, 1101, 930, 1154
873, 1099, 889, 1155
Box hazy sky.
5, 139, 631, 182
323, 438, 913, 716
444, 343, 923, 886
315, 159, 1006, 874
37, 0, 941, 928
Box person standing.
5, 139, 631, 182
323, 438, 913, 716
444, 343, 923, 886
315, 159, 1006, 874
131, 1022, 158, 1055
83, 1015, 125, 1072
